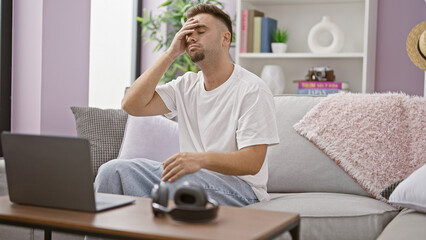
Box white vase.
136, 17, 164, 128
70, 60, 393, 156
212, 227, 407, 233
260, 65, 285, 95
271, 43, 288, 53
308, 16, 345, 54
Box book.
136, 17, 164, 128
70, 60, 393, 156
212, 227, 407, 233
260, 17, 277, 53
253, 17, 262, 53
240, 10, 264, 53
296, 89, 340, 95
246, 10, 264, 52
240, 10, 248, 53
298, 81, 343, 89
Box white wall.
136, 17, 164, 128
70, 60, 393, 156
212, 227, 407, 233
89, 0, 138, 109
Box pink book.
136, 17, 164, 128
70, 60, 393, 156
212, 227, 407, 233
240, 10, 248, 53
298, 81, 342, 89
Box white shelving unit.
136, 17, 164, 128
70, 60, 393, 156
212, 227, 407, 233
235, 0, 378, 94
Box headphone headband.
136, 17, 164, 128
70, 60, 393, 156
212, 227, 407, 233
152, 199, 218, 223
151, 182, 219, 223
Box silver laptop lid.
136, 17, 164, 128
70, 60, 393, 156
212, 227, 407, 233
1, 132, 97, 211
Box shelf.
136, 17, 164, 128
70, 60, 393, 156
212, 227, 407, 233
239, 52, 364, 59
236, 0, 377, 93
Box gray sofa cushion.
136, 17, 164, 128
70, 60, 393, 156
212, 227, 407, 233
71, 107, 128, 177
267, 95, 369, 196
0, 225, 34, 240
0, 226, 83, 240
247, 192, 399, 240
377, 208, 426, 240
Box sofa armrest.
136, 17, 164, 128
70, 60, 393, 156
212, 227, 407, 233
377, 208, 426, 240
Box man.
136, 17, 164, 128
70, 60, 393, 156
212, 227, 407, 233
95, 4, 279, 206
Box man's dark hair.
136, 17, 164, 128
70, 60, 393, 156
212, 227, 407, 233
185, 4, 233, 45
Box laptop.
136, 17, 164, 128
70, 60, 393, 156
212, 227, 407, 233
1, 132, 135, 212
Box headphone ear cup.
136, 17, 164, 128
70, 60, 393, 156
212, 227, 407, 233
151, 182, 169, 217
157, 182, 169, 207
174, 182, 207, 209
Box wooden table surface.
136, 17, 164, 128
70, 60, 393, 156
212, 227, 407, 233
0, 195, 299, 240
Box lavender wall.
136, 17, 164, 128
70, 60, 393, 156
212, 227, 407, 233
40, 0, 90, 135
12, 0, 90, 136
375, 0, 425, 96
11, 0, 43, 134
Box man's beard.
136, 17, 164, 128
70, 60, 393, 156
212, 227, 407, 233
189, 51, 205, 62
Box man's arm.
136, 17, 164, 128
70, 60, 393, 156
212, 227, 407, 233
121, 53, 173, 116
122, 18, 199, 116
161, 144, 267, 182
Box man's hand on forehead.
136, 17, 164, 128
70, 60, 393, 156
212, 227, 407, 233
166, 17, 200, 58
184, 18, 198, 28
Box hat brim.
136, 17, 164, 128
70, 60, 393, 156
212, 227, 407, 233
407, 21, 426, 71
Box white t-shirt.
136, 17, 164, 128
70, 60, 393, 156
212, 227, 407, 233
155, 64, 279, 201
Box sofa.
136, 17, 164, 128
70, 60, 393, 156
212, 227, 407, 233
0, 94, 425, 239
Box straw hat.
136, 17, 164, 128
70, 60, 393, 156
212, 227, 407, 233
406, 21, 426, 71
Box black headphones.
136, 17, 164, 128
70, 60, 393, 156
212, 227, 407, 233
151, 181, 219, 223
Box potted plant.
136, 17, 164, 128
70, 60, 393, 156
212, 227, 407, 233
137, 0, 227, 83
271, 28, 289, 53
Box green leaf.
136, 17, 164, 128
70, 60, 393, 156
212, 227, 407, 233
144, 36, 156, 42
182, 4, 191, 13
158, 0, 172, 8
152, 42, 162, 52
173, 62, 187, 73
183, 54, 192, 65
172, 12, 183, 18
176, 0, 185, 8
141, 27, 148, 36
136, 16, 144, 23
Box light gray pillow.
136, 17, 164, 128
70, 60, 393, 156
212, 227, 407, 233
118, 115, 179, 162
71, 106, 128, 178
389, 164, 426, 213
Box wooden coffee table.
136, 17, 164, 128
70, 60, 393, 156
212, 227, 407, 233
0, 194, 300, 240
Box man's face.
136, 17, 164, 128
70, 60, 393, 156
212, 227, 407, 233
185, 14, 228, 63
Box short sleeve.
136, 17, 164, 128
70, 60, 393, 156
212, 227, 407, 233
155, 78, 180, 119
236, 88, 280, 149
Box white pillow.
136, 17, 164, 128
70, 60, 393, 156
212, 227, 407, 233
117, 115, 179, 162
389, 163, 426, 213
